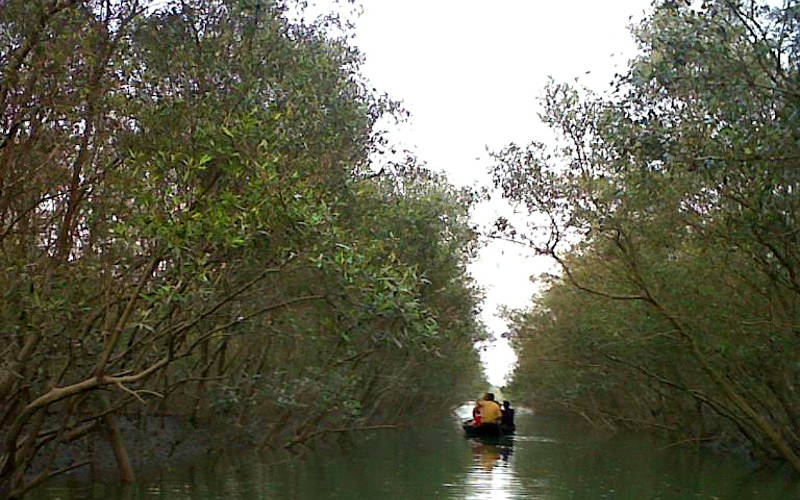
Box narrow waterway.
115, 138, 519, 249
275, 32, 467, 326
26, 411, 800, 499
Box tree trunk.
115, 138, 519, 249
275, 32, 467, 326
103, 414, 134, 483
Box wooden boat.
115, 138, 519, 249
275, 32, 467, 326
462, 420, 515, 438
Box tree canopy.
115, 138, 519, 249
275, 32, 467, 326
495, 0, 800, 473
0, 1, 485, 497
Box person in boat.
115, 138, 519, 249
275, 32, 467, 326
471, 400, 482, 425
501, 400, 515, 428
473, 392, 502, 426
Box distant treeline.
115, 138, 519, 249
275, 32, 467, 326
496, 0, 800, 473
0, 1, 485, 497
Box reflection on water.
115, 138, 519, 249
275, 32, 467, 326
24, 413, 800, 500
464, 438, 531, 500
471, 440, 505, 471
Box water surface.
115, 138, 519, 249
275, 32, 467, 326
27, 413, 800, 499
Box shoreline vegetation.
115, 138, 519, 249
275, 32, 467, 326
498, 0, 800, 476
0, 1, 485, 498
2, 0, 799, 497
18, 412, 407, 487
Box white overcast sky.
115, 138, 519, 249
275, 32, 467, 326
314, 0, 654, 386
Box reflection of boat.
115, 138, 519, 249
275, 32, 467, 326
462, 420, 516, 438
468, 431, 515, 471
471, 441, 502, 471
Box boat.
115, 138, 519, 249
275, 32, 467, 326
462, 420, 515, 438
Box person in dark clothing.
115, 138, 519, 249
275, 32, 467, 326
500, 400, 515, 427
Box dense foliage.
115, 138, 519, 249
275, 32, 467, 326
0, 1, 485, 497
495, 0, 800, 472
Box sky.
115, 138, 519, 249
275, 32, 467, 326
315, 0, 654, 386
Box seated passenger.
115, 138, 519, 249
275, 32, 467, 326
501, 400, 515, 427
474, 392, 502, 424
472, 400, 483, 425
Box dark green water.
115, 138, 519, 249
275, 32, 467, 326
26, 412, 800, 499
